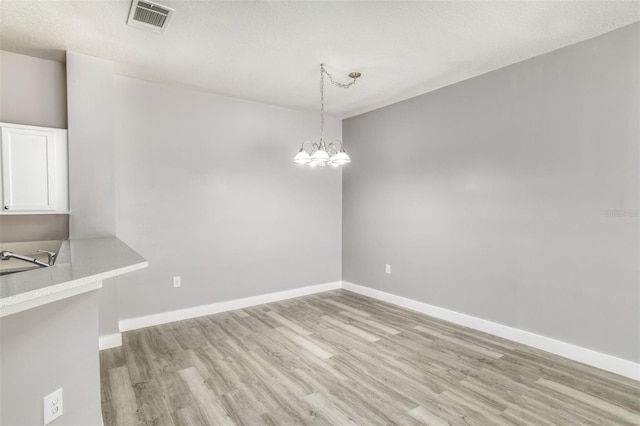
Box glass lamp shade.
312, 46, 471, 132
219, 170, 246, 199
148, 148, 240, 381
310, 148, 330, 166
329, 150, 351, 165
293, 149, 311, 165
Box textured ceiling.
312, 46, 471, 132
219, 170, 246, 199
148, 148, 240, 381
1, 1, 638, 118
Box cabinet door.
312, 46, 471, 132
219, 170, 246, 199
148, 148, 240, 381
1, 126, 57, 212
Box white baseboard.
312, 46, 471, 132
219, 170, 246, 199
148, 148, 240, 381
341, 281, 640, 381
103, 278, 639, 381
98, 332, 122, 350
119, 281, 342, 332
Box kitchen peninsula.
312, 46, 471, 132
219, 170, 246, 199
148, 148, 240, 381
0, 236, 147, 425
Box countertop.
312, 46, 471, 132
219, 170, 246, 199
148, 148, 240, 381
0, 237, 148, 318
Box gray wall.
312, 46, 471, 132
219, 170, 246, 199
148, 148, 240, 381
67, 51, 116, 239
0, 292, 101, 425
0, 50, 70, 242
0, 50, 67, 128
114, 76, 342, 319
66, 52, 120, 336
343, 23, 639, 362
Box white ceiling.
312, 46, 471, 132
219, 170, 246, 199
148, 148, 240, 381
1, 1, 638, 118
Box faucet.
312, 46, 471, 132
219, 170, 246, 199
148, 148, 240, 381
0, 250, 57, 267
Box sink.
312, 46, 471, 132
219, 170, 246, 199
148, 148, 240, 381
0, 240, 62, 276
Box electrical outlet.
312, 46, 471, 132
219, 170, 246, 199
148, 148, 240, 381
385, 264, 391, 274
173, 276, 181, 288
43, 388, 63, 425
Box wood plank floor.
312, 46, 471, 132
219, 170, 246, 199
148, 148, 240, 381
100, 289, 640, 425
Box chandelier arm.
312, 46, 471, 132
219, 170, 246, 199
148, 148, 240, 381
327, 140, 343, 155
300, 140, 317, 154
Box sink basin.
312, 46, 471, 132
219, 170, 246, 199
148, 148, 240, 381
0, 240, 62, 275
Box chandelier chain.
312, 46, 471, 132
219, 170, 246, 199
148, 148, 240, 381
320, 64, 325, 143
319, 64, 359, 144
322, 64, 360, 89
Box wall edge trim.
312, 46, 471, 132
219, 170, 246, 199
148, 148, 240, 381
341, 281, 640, 381
118, 281, 342, 332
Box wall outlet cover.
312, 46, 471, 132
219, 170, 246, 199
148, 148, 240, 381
385, 264, 391, 274
173, 276, 181, 288
43, 388, 63, 425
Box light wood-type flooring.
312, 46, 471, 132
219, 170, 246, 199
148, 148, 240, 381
100, 289, 640, 425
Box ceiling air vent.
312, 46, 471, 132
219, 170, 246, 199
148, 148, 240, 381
127, 0, 175, 34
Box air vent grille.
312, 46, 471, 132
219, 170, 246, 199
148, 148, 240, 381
127, 0, 174, 34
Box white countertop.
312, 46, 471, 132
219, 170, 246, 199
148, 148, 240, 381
0, 237, 148, 318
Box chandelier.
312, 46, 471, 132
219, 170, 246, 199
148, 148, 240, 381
293, 64, 361, 167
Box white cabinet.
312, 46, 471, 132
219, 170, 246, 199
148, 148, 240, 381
0, 123, 68, 214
